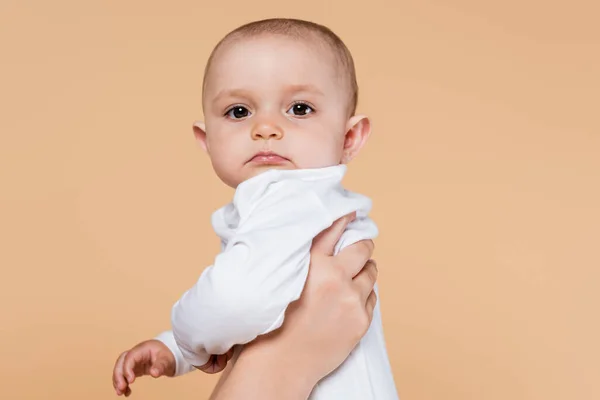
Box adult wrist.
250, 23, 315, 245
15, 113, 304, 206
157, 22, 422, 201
228, 336, 319, 399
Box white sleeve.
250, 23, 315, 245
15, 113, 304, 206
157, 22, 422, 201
171, 188, 340, 367
154, 330, 196, 376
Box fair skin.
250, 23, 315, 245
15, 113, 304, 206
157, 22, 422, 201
113, 33, 376, 396
113, 214, 378, 398
193, 34, 372, 188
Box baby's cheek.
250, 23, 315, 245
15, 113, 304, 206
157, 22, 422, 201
208, 148, 244, 185
295, 139, 343, 168
211, 161, 241, 188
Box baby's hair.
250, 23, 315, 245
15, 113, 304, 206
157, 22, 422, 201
202, 18, 359, 116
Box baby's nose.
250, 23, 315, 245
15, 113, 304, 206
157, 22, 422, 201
251, 123, 284, 140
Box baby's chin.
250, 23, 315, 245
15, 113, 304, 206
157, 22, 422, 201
227, 161, 341, 188
246, 163, 297, 177
221, 164, 295, 188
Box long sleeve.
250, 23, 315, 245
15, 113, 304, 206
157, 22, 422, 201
171, 166, 378, 367
154, 330, 197, 376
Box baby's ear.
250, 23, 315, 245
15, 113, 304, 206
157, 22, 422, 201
193, 121, 209, 152
341, 115, 371, 164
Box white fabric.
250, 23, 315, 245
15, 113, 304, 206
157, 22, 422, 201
155, 165, 398, 399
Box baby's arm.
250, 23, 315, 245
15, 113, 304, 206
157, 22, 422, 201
171, 183, 376, 367
154, 330, 196, 376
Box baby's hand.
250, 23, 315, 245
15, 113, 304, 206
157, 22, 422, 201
112, 339, 176, 396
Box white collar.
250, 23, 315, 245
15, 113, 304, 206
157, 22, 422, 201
211, 165, 348, 238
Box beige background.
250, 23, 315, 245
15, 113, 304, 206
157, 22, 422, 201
1, 1, 598, 399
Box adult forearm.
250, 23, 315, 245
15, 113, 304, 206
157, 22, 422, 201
211, 338, 317, 400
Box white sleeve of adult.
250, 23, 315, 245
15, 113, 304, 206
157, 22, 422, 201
154, 330, 196, 376
170, 188, 340, 367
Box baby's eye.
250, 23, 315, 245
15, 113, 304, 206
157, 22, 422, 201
287, 103, 314, 116
225, 106, 251, 119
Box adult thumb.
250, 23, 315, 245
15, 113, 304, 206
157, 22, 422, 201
311, 212, 356, 256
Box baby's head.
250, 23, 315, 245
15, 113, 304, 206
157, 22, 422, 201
193, 18, 371, 188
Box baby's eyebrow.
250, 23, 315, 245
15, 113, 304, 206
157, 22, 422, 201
213, 85, 324, 103
214, 88, 253, 103
284, 84, 324, 96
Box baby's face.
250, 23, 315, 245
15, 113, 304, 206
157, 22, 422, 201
194, 35, 369, 188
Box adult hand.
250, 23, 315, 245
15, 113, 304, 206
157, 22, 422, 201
211, 212, 378, 400
272, 211, 378, 380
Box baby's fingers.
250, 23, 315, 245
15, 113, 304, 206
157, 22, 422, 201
150, 357, 168, 378
113, 351, 129, 395
198, 354, 229, 374
123, 350, 145, 384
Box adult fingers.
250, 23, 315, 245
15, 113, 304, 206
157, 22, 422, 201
337, 240, 375, 278
352, 259, 378, 302
113, 351, 128, 395
311, 212, 356, 256
366, 290, 377, 320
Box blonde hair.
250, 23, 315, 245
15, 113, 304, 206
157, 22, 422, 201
202, 18, 359, 116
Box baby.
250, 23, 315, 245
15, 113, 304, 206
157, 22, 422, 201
112, 18, 398, 399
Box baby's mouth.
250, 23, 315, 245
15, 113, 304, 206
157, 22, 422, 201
247, 151, 290, 165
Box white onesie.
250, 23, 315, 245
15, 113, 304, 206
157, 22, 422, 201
155, 164, 398, 399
